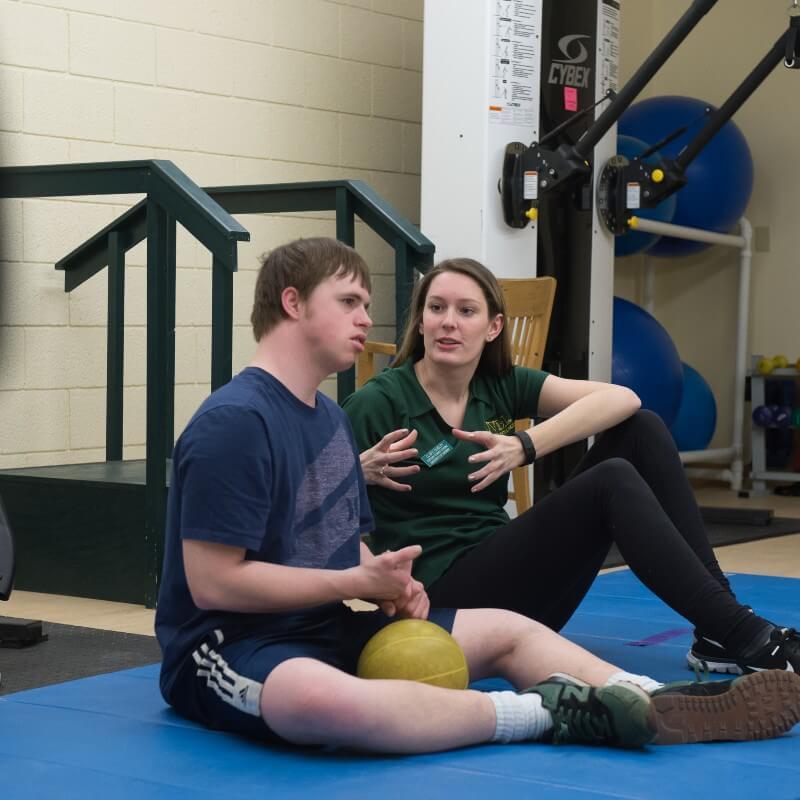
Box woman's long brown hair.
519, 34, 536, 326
393, 258, 512, 376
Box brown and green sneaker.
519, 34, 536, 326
522, 674, 656, 749
651, 669, 800, 744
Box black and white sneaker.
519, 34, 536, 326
737, 627, 800, 674
687, 634, 743, 675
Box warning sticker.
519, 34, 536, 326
488, 0, 541, 126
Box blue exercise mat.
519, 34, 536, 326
1, 571, 798, 800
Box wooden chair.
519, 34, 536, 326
356, 276, 557, 515
497, 277, 557, 513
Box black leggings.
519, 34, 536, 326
427, 410, 763, 652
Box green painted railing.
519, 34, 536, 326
58, 178, 436, 411
2, 163, 434, 603
0, 159, 250, 605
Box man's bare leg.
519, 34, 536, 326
261, 608, 654, 752
262, 657, 497, 753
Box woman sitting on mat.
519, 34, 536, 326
342, 257, 800, 676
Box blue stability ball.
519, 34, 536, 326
614, 135, 678, 257
618, 96, 754, 257
612, 297, 684, 427
669, 362, 717, 451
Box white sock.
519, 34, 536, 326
605, 671, 663, 694
488, 691, 553, 743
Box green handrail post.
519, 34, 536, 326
211, 254, 234, 390
54, 179, 435, 407
165, 214, 177, 454
106, 231, 125, 461
0, 160, 252, 607
394, 238, 413, 345
145, 200, 171, 607
336, 186, 357, 399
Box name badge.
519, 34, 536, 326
420, 439, 454, 467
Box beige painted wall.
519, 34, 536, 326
0, 0, 423, 468
1, 0, 794, 468
616, 0, 799, 450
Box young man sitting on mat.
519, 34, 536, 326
155, 237, 800, 753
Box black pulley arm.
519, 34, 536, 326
598, 14, 800, 236
785, 0, 800, 68
573, 0, 718, 161
500, 0, 720, 228
676, 30, 792, 172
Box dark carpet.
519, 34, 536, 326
603, 516, 800, 570
0, 620, 161, 696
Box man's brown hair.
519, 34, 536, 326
251, 237, 372, 340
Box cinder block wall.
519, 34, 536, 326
0, 0, 423, 468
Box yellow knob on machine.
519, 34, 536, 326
524, 208, 538, 222
651, 169, 665, 183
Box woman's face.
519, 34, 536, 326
419, 271, 503, 370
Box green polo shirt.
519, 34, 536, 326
342, 360, 548, 588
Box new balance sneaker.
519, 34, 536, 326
650, 670, 800, 744
736, 627, 800, 674
522, 675, 656, 749
687, 633, 743, 674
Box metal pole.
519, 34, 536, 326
631, 216, 750, 493
394, 239, 413, 345
106, 231, 125, 461
165, 215, 176, 454
629, 216, 746, 248
730, 217, 753, 492
211, 254, 233, 391
335, 187, 356, 401
145, 199, 170, 608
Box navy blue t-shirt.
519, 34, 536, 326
155, 367, 373, 697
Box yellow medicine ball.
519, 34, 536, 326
357, 619, 469, 690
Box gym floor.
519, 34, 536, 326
2, 485, 798, 800
3, 486, 799, 636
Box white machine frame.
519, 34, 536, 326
421, 0, 619, 383
421, 1, 749, 496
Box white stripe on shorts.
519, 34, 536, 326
192, 634, 263, 717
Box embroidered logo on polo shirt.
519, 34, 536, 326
420, 439, 454, 467
485, 415, 514, 435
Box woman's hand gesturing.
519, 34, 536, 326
360, 428, 420, 491
452, 428, 526, 492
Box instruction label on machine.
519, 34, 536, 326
626, 182, 641, 209
488, 0, 541, 126
600, 0, 620, 96
523, 171, 538, 200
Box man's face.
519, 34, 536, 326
300, 272, 373, 373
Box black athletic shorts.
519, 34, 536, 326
164, 605, 457, 744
